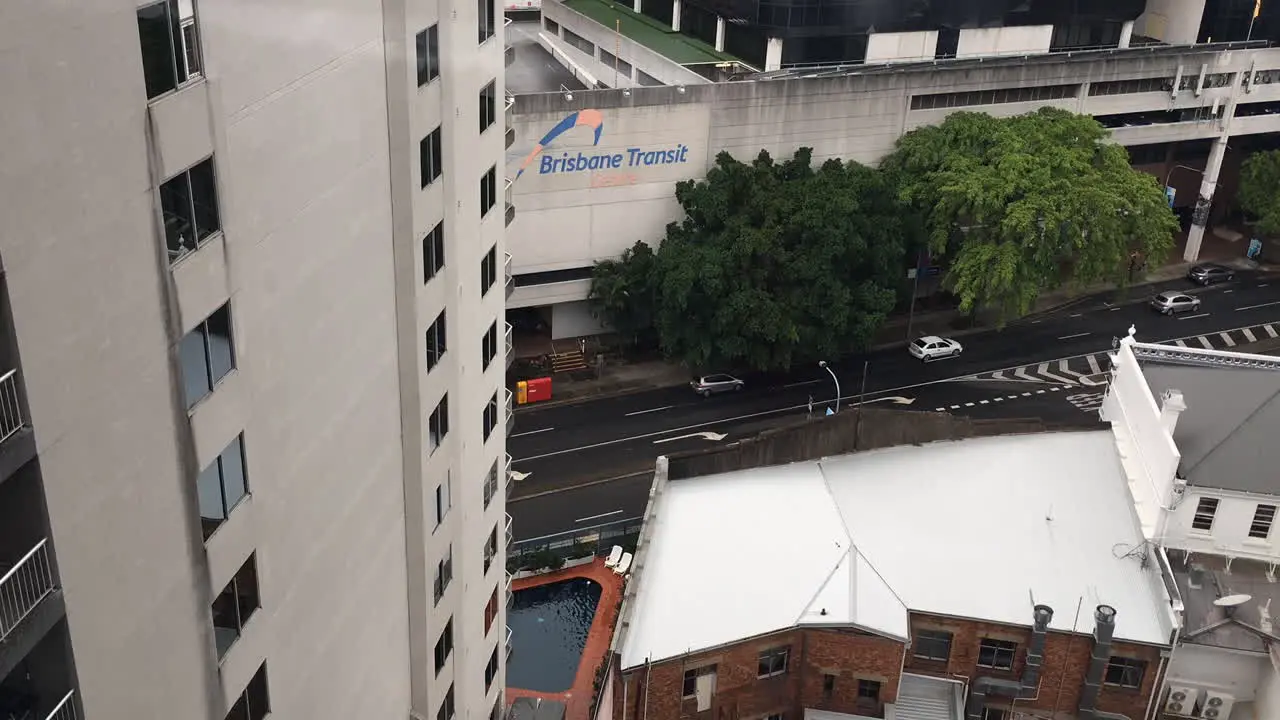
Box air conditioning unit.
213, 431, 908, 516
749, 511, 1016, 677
1199, 692, 1235, 719
1165, 685, 1201, 716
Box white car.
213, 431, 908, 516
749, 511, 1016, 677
909, 336, 963, 362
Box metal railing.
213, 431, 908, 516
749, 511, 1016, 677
1, 539, 55, 642
505, 44, 516, 67
505, 126, 515, 150
507, 516, 643, 572
504, 387, 514, 435
504, 178, 515, 227
45, 691, 76, 720
0, 369, 27, 445
504, 322, 513, 369
505, 625, 513, 658
504, 512, 513, 548
505, 571, 513, 607
504, 453, 514, 499
503, 252, 513, 300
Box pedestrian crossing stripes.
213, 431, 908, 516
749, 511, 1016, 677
959, 321, 1280, 386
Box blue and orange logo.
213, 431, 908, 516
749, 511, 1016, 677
515, 109, 605, 179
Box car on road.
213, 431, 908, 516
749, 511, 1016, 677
909, 336, 963, 362
1150, 291, 1201, 315
691, 373, 744, 397
1186, 263, 1235, 285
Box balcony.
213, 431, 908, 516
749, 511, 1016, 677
505, 625, 513, 659
504, 388, 514, 436
505, 126, 515, 150
503, 252, 513, 300
0, 369, 35, 487
505, 571, 513, 608
504, 512, 513, 548
505, 94, 514, 126
505, 44, 516, 67
46, 690, 76, 720
504, 453, 514, 499
1, 539, 55, 645
504, 322, 514, 370
504, 179, 515, 227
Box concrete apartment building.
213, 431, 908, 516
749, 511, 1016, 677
602, 412, 1182, 720
1, 0, 512, 719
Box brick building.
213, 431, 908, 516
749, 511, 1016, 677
606, 415, 1182, 720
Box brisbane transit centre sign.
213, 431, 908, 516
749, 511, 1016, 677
514, 109, 690, 187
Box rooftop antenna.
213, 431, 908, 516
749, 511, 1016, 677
1215, 593, 1252, 617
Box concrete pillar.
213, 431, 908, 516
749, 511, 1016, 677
1118, 20, 1134, 49
1183, 134, 1228, 262
765, 37, 784, 71
633, 0, 640, 13
715, 15, 726, 52
671, 0, 681, 31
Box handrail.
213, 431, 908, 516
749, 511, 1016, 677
504, 512, 513, 548
0, 368, 26, 444
0, 538, 55, 642
45, 690, 76, 720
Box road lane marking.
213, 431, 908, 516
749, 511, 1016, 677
950, 405, 960, 409
1267, 325, 1280, 339
625, 405, 673, 416
1070, 313, 1083, 318
1036, 390, 1046, 394
1086, 354, 1103, 374
935, 407, 945, 411
1224, 289, 1234, 293
1109, 307, 1122, 311
783, 379, 823, 388
965, 402, 974, 407
1198, 336, 1215, 349
1237, 300, 1280, 311
1178, 313, 1210, 320
1243, 328, 1258, 342
992, 397, 1003, 402
1057, 332, 1090, 340
979, 400, 989, 404
510, 427, 555, 438
1219, 332, 1237, 347
1038, 362, 1077, 384
1175, 339, 1189, 347
575, 510, 623, 523
1014, 366, 1037, 381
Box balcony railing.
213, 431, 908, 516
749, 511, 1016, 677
504, 512, 513, 548
505, 126, 515, 150
504, 453, 514, 499
504, 179, 515, 227
505, 44, 515, 67
503, 252, 513, 300
505, 94, 514, 123
0, 538, 55, 643
505, 571, 513, 607
505, 624, 513, 658
0, 369, 27, 445
504, 387, 514, 436
46, 691, 76, 720
504, 322, 514, 370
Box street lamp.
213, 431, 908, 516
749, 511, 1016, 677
818, 361, 841, 414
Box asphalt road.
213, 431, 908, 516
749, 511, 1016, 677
507, 271, 1280, 542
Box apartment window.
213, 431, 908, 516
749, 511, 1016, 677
137, 0, 202, 99
757, 647, 788, 678
1103, 656, 1147, 688
1251, 504, 1278, 539
1191, 497, 1220, 532
480, 81, 497, 133
423, 221, 445, 283
434, 546, 453, 603
483, 392, 499, 442
212, 554, 260, 659
682, 665, 717, 697
977, 639, 1017, 670
416, 25, 440, 86
161, 157, 221, 263
822, 673, 835, 700
421, 126, 443, 188
429, 394, 450, 453
857, 679, 882, 701
484, 526, 498, 574
483, 459, 500, 509
913, 629, 953, 661
438, 684, 456, 720
481, 246, 498, 296
484, 586, 499, 633
181, 303, 235, 409
196, 435, 249, 540
434, 618, 454, 674
482, 322, 499, 371
226, 663, 270, 720
477, 0, 495, 43
485, 646, 500, 691
481, 166, 498, 217
426, 311, 447, 371
435, 472, 452, 528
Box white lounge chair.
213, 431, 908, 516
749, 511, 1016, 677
604, 545, 624, 568
613, 552, 633, 575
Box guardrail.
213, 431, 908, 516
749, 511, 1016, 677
504, 179, 515, 227
505, 624, 513, 658
504, 453, 514, 498
45, 691, 76, 720
505, 571, 513, 607
503, 252, 514, 300
504, 512, 513, 548
504, 322, 514, 369
504, 388, 514, 435
0, 538, 55, 642
508, 516, 644, 573
0, 369, 26, 445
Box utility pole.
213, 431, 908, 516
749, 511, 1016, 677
905, 247, 924, 341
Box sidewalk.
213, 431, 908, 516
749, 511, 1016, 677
515, 256, 1274, 409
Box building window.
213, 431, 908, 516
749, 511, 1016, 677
161, 157, 221, 263
857, 679, 882, 701
435, 472, 452, 528
421, 126, 443, 188
1192, 497, 1220, 532
196, 435, 249, 540
429, 395, 450, 453
434, 546, 453, 603
682, 665, 717, 697
1250, 504, 1277, 539
1179, 73, 1235, 90
438, 684, 456, 720
765, 714, 784, 720
481, 246, 497, 296
226, 663, 270, 720
1103, 656, 1147, 688
481, 166, 498, 217
484, 526, 498, 574
757, 647, 788, 678
137, 0, 203, 99
484, 586, 499, 633
910, 83, 1078, 111
434, 618, 454, 674
423, 221, 445, 283
477, 0, 495, 43
416, 25, 440, 86
485, 646, 500, 691
180, 303, 235, 410
822, 673, 835, 700
564, 29, 595, 56
544, 17, 561, 34
482, 322, 498, 371
913, 629, 953, 662
977, 639, 1018, 670
483, 392, 499, 442
212, 554, 260, 659
425, 311, 447, 371
599, 49, 634, 79
480, 81, 497, 133
1088, 77, 1175, 96
483, 459, 500, 509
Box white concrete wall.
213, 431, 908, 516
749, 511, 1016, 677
866, 31, 939, 64
1164, 488, 1280, 562
1137, 0, 1209, 45
551, 300, 607, 339
1258, 652, 1280, 720
956, 25, 1053, 59
1167, 644, 1265, 699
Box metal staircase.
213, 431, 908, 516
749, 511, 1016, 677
550, 349, 588, 373
894, 674, 958, 720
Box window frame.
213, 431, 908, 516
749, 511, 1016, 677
1250, 503, 1277, 539
484, 526, 498, 573
426, 310, 447, 371
480, 81, 497, 133
1191, 496, 1220, 532
226, 662, 271, 720
181, 303, 236, 410
682, 665, 716, 698
416, 24, 440, 86
435, 471, 452, 528
976, 639, 1018, 670
423, 221, 445, 284
437, 684, 456, 720
434, 618, 455, 674
211, 554, 261, 660
483, 392, 499, 442
137, 0, 204, 100
421, 126, 443, 188
429, 394, 450, 453
483, 459, 500, 509
196, 434, 250, 540
912, 628, 954, 662
477, 0, 495, 44
434, 546, 454, 604
482, 321, 498, 371
1102, 656, 1147, 689
481, 246, 498, 296
485, 645, 501, 691
481, 166, 498, 217
757, 646, 789, 678
161, 156, 222, 264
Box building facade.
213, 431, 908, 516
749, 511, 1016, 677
0, 0, 511, 719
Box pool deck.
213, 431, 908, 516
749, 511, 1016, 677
508, 557, 625, 720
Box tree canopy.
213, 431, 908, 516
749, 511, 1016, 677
1238, 149, 1280, 236
881, 107, 1178, 322
589, 148, 905, 371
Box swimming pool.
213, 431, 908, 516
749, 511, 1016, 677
507, 577, 603, 693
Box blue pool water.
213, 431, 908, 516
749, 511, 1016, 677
507, 577, 603, 693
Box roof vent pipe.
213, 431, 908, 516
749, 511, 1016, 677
1019, 604, 1054, 696
1078, 605, 1117, 720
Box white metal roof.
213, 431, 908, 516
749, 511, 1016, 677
619, 431, 1176, 670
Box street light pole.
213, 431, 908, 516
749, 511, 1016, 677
905, 247, 923, 342
818, 361, 841, 414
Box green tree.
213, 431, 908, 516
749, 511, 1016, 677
588, 240, 660, 349
1238, 149, 1280, 236
882, 107, 1178, 323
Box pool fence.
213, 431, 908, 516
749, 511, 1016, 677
507, 516, 642, 573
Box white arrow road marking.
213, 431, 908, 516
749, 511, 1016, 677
1037, 362, 1078, 385
1085, 354, 1103, 375
1175, 339, 1189, 347
1267, 324, 1280, 339
1219, 332, 1237, 347
1243, 327, 1258, 342
654, 431, 728, 444
1198, 336, 1214, 349
1014, 366, 1038, 381
509, 470, 531, 482
1055, 359, 1105, 387
991, 370, 1006, 380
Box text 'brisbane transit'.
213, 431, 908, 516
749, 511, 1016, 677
538, 145, 691, 175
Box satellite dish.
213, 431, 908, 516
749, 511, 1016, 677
1215, 594, 1253, 608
